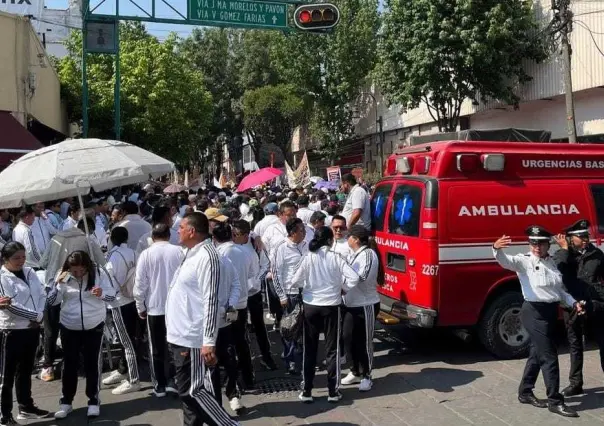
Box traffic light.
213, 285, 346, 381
293, 3, 340, 31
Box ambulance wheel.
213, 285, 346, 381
478, 291, 529, 359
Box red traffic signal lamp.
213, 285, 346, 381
294, 3, 340, 31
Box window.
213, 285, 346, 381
388, 184, 422, 237
371, 184, 392, 232
590, 185, 604, 234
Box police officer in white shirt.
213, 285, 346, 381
291, 226, 360, 403
134, 223, 183, 397
102, 227, 141, 396
493, 226, 584, 418
166, 212, 239, 426
340, 174, 371, 231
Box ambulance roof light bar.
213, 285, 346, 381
482, 153, 505, 171
396, 157, 414, 174
457, 153, 505, 172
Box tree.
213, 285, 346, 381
56, 22, 213, 166
375, 0, 547, 132
241, 84, 305, 163
274, 0, 380, 163
180, 28, 243, 174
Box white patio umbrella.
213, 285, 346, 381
184, 170, 189, 188
0, 138, 174, 250
0, 138, 174, 208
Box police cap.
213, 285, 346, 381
564, 219, 590, 236
525, 225, 553, 241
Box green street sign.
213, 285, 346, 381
189, 0, 288, 29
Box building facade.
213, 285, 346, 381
0, 12, 67, 165
354, 0, 604, 173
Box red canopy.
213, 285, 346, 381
0, 111, 44, 167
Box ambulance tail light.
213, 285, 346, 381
422, 208, 438, 239
396, 157, 414, 174
456, 154, 479, 173
482, 153, 505, 171
385, 157, 396, 176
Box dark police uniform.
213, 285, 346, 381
554, 219, 604, 396
493, 225, 579, 418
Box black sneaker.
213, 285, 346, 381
0, 416, 17, 425
18, 405, 49, 419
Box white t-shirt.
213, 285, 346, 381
341, 185, 371, 230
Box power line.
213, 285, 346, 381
574, 19, 604, 35
573, 20, 604, 58
574, 9, 604, 17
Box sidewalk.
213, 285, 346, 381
26, 326, 604, 425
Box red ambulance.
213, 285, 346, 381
373, 138, 604, 358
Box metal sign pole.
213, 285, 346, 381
82, 26, 89, 138
114, 23, 121, 140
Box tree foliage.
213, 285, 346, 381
242, 84, 305, 161
375, 0, 547, 132
56, 22, 213, 166
275, 0, 380, 163
179, 28, 243, 173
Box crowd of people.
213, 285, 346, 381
0, 173, 378, 426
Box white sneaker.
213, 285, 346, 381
229, 397, 243, 412
153, 388, 167, 398
359, 378, 373, 392
102, 370, 125, 386
298, 391, 313, 403
341, 372, 361, 385
54, 404, 72, 419
112, 381, 141, 395
87, 405, 100, 417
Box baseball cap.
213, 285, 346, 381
264, 202, 278, 214
204, 207, 228, 222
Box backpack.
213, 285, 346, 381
113, 250, 136, 299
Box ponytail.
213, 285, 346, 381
309, 226, 334, 252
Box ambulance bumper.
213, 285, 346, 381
379, 294, 437, 328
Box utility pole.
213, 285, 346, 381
553, 0, 577, 143
377, 116, 385, 176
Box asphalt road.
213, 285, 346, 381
17, 325, 604, 425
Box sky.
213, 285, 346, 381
44, 0, 385, 40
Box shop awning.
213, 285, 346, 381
0, 111, 44, 167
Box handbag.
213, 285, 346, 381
280, 300, 304, 341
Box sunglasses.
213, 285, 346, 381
528, 240, 549, 246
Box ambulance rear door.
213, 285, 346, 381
373, 177, 439, 312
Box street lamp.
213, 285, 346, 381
354, 92, 385, 176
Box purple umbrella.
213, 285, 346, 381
314, 179, 340, 190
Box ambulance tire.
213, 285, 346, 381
478, 291, 529, 359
